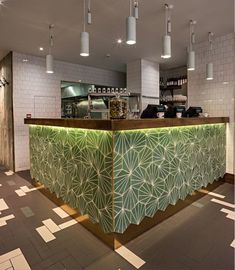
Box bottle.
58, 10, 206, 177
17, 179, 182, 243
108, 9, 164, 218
109, 95, 128, 119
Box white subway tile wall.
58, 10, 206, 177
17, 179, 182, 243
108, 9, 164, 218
127, 59, 160, 110
127, 59, 142, 94
13, 52, 126, 172
141, 59, 160, 99
188, 33, 234, 174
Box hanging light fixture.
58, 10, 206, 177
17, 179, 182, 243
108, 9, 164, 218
187, 20, 196, 71
126, 0, 136, 45
161, 4, 173, 59
87, 0, 91, 24
206, 32, 214, 80
134, 0, 139, 19
80, 0, 89, 57
46, 24, 54, 74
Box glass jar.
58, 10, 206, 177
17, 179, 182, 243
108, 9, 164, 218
109, 95, 128, 119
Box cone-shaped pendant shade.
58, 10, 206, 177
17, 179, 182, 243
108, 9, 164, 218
187, 51, 195, 71
206, 63, 213, 80
161, 35, 171, 59
46, 54, 54, 73
80, 31, 89, 57
126, 16, 136, 45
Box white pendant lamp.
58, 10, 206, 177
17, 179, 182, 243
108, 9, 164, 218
161, 4, 173, 59
187, 51, 195, 71
46, 24, 54, 74
80, 0, 89, 57
46, 54, 54, 74
187, 20, 196, 71
80, 32, 89, 57
126, 0, 136, 45
206, 32, 214, 80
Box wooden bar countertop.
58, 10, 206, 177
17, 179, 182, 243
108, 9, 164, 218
24, 117, 229, 131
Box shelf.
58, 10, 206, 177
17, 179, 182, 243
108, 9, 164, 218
88, 93, 131, 97
160, 101, 187, 105
160, 83, 188, 91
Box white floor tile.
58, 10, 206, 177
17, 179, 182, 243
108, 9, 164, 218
36, 225, 56, 243
116, 246, 146, 269
0, 220, 7, 227
20, 186, 31, 193
0, 259, 11, 269
230, 240, 235, 248
220, 208, 235, 215
15, 189, 26, 197
53, 207, 69, 218
0, 248, 21, 264
208, 192, 225, 199
0, 199, 9, 211
42, 219, 61, 233
11, 254, 31, 270
20, 186, 37, 193
226, 214, 235, 221
4, 171, 14, 176
211, 198, 235, 208
59, 219, 77, 230
0, 214, 15, 227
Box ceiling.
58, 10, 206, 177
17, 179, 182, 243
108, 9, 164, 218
0, 0, 233, 72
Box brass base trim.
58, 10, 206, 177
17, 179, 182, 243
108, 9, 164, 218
32, 178, 224, 250
223, 173, 234, 185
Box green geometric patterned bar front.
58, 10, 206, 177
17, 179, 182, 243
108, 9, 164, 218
29, 123, 226, 234
113, 124, 226, 233
29, 125, 114, 232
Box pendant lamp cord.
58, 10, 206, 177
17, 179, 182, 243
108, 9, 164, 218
129, 0, 132, 16
208, 32, 213, 59
83, 0, 86, 32
49, 24, 53, 54
165, 4, 168, 35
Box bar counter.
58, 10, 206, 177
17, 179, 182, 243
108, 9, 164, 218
25, 117, 228, 130
25, 117, 228, 234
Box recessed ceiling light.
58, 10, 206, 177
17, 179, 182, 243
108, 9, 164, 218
22, 59, 29, 62
117, 39, 122, 44
105, 53, 111, 58
39, 47, 44, 51
223, 82, 229, 85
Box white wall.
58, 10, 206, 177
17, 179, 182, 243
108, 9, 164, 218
187, 33, 234, 174
13, 52, 126, 172
127, 59, 141, 93
127, 59, 159, 110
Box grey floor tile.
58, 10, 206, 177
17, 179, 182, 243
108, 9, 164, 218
6, 180, 16, 186
45, 262, 65, 270
20, 206, 35, 218
62, 256, 83, 270
84, 251, 136, 270
0, 171, 234, 270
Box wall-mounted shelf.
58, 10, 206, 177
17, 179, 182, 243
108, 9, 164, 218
160, 85, 185, 91
160, 100, 187, 105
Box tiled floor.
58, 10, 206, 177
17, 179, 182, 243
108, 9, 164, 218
0, 168, 234, 270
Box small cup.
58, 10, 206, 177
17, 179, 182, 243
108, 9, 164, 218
176, 112, 182, 118
157, 112, 164, 118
